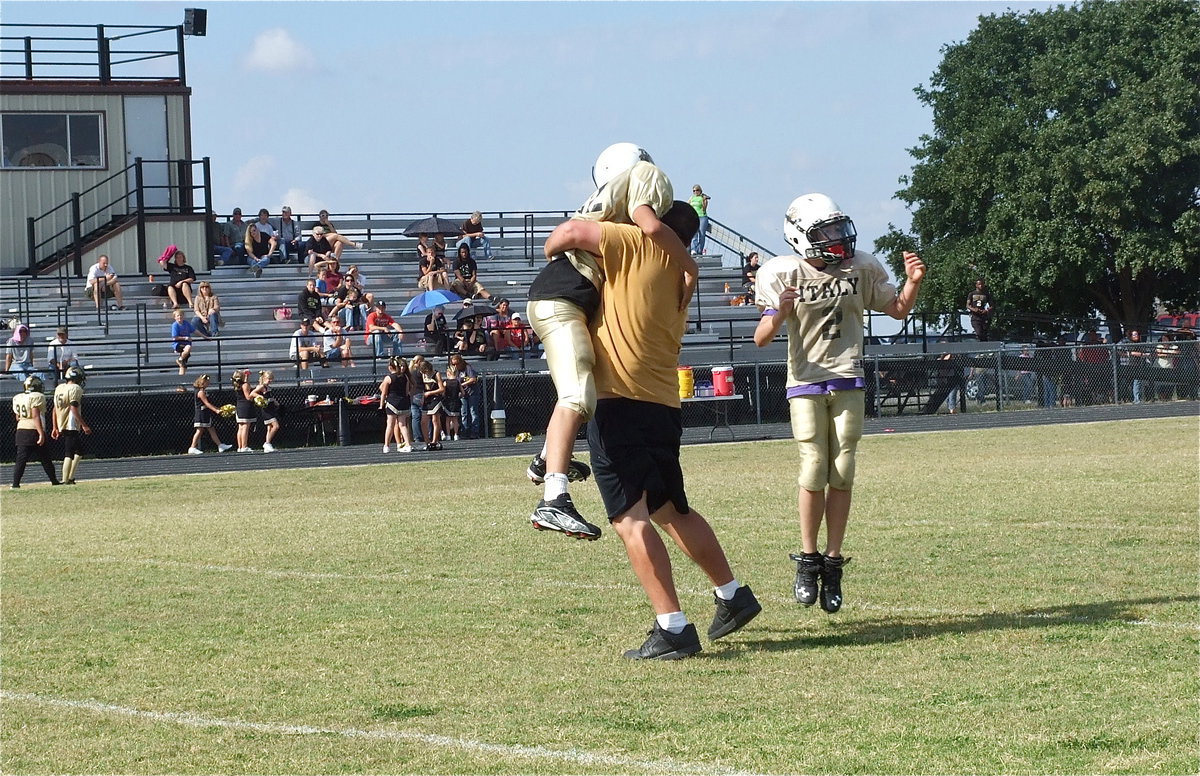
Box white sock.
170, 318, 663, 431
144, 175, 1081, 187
714, 579, 741, 601
538, 444, 548, 459
543, 472, 569, 501
656, 611, 688, 634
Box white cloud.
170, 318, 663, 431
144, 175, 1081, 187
232, 155, 276, 195
243, 28, 311, 74
279, 188, 325, 217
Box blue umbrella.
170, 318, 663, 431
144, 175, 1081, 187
402, 289, 463, 316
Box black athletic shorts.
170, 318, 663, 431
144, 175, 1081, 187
586, 397, 689, 521
60, 429, 83, 459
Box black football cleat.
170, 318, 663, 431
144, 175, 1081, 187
819, 554, 851, 613
530, 493, 601, 540
789, 552, 824, 606
526, 454, 591, 484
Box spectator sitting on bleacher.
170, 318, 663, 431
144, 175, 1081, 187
741, 251, 760, 303
310, 210, 362, 255
484, 298, 514, 353
171, 309, 194, 376
449, 244, 491, 300
210, 211, 233, 266
418, 247, 449, 291
424, 306, 450, 355
322, 317, 355, 367
297, 277, 326, 325
4, 323, 39, 380
419, 232, 447, 256
305, 226, 337, 274
289, 317, 325, 369
316, 269, 339, 318
455, 211, 494, 260
274, 206, 303, 264
335, 287, 368, 332
253, 208, 276, 242
191, 281, 223, 339
244, 223, 276, 278
342, 264, 365, 293
366, 300, 404, 358
453, 316, 491, 357
45, 326, 80, 378
224, 208, 249, 264
505, 312, 538, 355
166, 251, 198, 309
85, 254, 126, 312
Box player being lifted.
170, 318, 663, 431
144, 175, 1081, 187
754, 193, 924, 613
526, 143, 698, 540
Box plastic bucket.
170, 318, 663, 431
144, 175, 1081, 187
677, 366, 694, 398
712, 366, 734, 396
490, 409, 506, 438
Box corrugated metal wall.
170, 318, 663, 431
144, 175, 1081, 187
0, 90, 190, 275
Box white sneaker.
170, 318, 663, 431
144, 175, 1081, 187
187, 447, 203, 455
382, 444, 391, 453
452, 434, 459, 441
398, 445, 412, 453
262, 443, 276, 453
217, 443, 233, 452
237, 447, 252, 453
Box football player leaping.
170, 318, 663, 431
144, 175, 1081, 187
754, 193, 925, 613
525, 143, 698, 541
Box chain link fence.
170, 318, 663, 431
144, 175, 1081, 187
2, 341, 1195, 462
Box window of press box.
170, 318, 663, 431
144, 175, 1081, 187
1, 113, 105, 169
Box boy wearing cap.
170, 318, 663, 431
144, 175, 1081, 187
366, 301, 404, 358
45, 327, 80, 378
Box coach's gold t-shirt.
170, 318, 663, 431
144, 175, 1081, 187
591, 222, 687, 408
566, 161, 674, 289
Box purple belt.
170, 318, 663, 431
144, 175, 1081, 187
787, 377, 865, 398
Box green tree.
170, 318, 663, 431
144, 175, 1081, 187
876, 0, 1200, 340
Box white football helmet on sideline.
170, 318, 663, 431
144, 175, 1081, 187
784, 193, 857, 266
591, 142, 654, 188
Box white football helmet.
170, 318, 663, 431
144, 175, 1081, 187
592, 142, 654, 188
784, 193, 857, 265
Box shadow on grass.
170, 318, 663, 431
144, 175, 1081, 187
718, 594, 1198, 654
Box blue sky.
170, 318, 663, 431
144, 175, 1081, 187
5, 0, 1054, 260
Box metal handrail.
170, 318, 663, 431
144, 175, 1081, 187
0, 23, 184, 82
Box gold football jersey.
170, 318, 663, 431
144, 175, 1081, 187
54, 382, 84, 432
11, 391, 46, 431
756, 251, 898, 386
566, 161, 674, 288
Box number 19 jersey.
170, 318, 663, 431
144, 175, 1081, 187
755, 251, 897, 387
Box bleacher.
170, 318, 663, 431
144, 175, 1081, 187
3, 226, 774, 392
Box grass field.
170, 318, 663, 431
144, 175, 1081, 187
1, 417, 1196, 775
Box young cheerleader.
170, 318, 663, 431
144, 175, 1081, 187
188, 374, 233, 454
379, 356, 414, 453
442, 355, 467, 441
232, 369, 256, 452
416, 358, 445, 451
251, 370, 280, 453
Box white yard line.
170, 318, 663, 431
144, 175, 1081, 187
43, 555, 1200, 631
0, 690, 768, 776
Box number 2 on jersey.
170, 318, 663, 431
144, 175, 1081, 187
820, 306, 844, 341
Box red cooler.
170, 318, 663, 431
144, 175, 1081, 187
712, 366, 734, 396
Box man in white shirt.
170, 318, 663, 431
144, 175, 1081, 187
85, 255, 125, 312
45, 327, 80, 378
